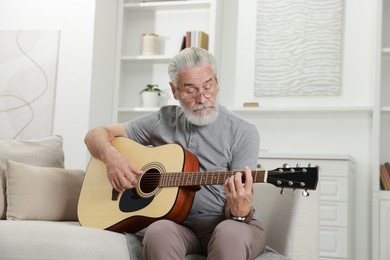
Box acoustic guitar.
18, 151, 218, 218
78, 137, 318, 233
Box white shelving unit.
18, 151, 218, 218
112, 0, 222, 123
373, 0, 390, 259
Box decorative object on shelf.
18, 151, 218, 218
140, 84, 163, 107
380, 163, 390, 190
254, 0, 344, 96
142, 33, 160, 55
243, 102, 259, 107
181, 31, 209, 51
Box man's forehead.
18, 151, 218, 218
179, 66, 214, 83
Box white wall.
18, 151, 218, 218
0, 0, 96, 169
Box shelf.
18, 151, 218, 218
259, 152, 353, 161
383, 48, 390, 58
121, 55, 172, 63
117, 106, 374, 114
379, 190, 390, 200
119, 107, 159, 112
124, 0, 211, 11
382, 106, 390, 112
229, 106, 373, 114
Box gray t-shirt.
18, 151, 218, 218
124, 105, 260, 221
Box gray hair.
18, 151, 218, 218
168, 47, 218, 87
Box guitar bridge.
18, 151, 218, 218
112, 188, 119, 201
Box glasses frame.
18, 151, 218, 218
176, 78, 218, 100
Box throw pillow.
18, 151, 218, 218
5, 160, 84, 221
0, 135, 64, 219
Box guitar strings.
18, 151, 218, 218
132, 170, 310, 188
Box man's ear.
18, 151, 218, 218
169, 82, 179, 100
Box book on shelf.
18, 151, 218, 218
380, 163, 390, 190
385, 162, 390, 175
180, 31, 209, 51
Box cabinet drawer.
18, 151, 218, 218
320, 227, 348, 258
320, 177, 348, 202
320, 202, 348, 227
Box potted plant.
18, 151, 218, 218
140, 84, 163, 107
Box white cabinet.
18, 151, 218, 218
380, 200, 390, 260
113, 0, 222, 123
373, 0, 390, 259
257, 154, 355, 260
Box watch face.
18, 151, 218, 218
231, 216, 246, 222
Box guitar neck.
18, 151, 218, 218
158, 171, 266, 187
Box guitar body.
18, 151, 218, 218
78, 137, 199, 233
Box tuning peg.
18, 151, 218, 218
292, 188, 296, 195
302, 190, 310, 197
283, 163, 290, 168
308, 163, 311, 167
280, 188, 285, 195
296, 163, 301, 167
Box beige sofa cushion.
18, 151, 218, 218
6, 160, 84, 221
0, 135, 65, 219
0, 221, 130, 260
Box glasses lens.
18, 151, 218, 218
180, 86, 215, 99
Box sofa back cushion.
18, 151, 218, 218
0, 136, 65, 219
6, 160, 84, 221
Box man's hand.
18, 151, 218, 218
103, 143, 143, 192
224, 166, 253, 217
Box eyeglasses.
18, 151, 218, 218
177, 81, 218, 100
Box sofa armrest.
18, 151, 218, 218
253, 184, 319, 260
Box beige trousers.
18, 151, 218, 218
142, 218, 265, 260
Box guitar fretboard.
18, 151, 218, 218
155, 171, 267, 187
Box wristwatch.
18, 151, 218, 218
230, 215, 247, 222
226, 207, 253, 224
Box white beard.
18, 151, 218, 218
180, 101, 219, 126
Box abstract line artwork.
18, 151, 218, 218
0, 30, 59, 139
254, 0, 343, 96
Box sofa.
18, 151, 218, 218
0, 136, 319, 259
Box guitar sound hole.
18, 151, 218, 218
139, 169, 160, 194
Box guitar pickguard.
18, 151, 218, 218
119, 188, 154, 212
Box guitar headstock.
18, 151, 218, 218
267, 164, 319, 196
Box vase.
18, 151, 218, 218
141, 92, 159, 107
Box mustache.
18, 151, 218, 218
192, 103, 215, 112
